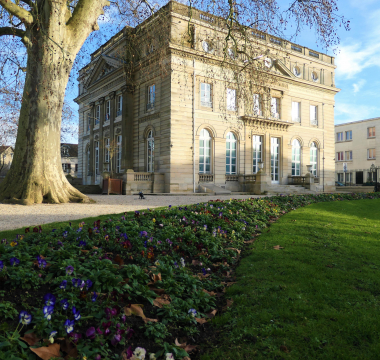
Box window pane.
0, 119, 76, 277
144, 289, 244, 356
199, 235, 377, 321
199, 164, 204, 172
226, 165, 230, 173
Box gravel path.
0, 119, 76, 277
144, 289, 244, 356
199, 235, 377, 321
0, 194, 265, 231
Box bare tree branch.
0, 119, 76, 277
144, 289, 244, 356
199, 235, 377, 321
0, 26, 25, 38
0, 0, 34, 25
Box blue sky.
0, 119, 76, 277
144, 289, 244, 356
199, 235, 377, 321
64, 0, 379, 142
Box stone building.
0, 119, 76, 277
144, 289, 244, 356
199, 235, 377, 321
75, 1, 338, 194
61, 143, 78, 177
335, 117, 380, 184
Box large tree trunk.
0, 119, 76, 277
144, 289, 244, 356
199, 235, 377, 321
0, 0, 109, 205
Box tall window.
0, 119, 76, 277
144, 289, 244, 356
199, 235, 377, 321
105, 100, 111, 121
87, 113, 91, 132
94, 141, 99, 175
227, 88, 236, 111
252, 135, 262, 173
104, 138, 110, 172
310, 105, 318, 125
199, 129, 211, 173
368, 127, 376, 138
87, 148, 90, 176
201, 83, 212, 107
253, 94, 261, 115
368, 148, 376, 159
292, 102, 300, 122
345, 130, 352, 140
337, 151, 344, 161
117, 95, 123, 116
147, 131, 154, 172
95, 105, 100, 125
271, 97, 280, 119
116, 135, 122, 173
345, 151, 352, 160
336, 132, 343, 141
226, 132, 237, 174
310, 142, 318, 176
292, 139, 301, 176
337, 173, 343, 182
147, 84, 155, 111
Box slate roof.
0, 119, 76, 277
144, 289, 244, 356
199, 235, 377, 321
61, 143, 78, 158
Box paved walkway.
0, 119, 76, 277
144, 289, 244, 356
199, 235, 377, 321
0, 194, 265, 232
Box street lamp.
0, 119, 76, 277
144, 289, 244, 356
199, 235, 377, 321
370, 164, 378, 192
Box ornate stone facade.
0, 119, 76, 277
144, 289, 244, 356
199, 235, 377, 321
75, 1, 338, 194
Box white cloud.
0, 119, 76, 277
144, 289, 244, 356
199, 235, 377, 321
352, 79, 366, 93
335, 102, 380, 124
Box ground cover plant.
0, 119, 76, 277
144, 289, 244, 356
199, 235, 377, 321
203, 198, 380, 360
1, 193, 380, 360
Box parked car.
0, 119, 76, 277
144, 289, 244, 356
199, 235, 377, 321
335, 181, 345, 186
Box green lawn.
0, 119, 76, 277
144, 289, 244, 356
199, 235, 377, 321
203, 199, 380, 360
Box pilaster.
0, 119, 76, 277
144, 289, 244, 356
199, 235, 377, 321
89, 102, 95, 183
98, 97, 105, 175
122, 85, 135, 170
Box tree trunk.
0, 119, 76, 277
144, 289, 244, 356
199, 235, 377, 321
0, 17, 90, 204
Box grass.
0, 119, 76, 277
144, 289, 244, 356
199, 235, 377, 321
203, 198, 380, 360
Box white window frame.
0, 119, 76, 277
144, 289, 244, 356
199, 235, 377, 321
147, 131, 154, 173
199, 129, 211, 174
310, 105, 318, 126
147, 84, 155, 111
252, 135, 262, 173
226, 132, 237, 174
94, 141, 99, 175
292, 101, 300, 122
310, 142, 318, 176
253, 94, 261, 116
116, 135, 122, 173
337, 151, 344, 161
368, 127, 376, 138
227, 88, 236, 111
337, 173, 343, 182
117, 95, 123, 116
345, 130, 352, 141
95, 105, 100, 126
291, 139, 301, 176
336, 132, 343, 142
368, 148, 376, 159
271, 97, 280, 119
104, 138, 110, 172
105, 100, 111, 121
200, 83, 212, 107
345, 151, 352, 161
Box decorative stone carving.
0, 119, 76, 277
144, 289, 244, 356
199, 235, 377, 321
89, 102, 95, 108
104, 130, 110, 137
109, 91, 116, 100
94, 134, 99, 140
115, 127, 122, 135
99, 97, 105, 104
121, 84, 135, 94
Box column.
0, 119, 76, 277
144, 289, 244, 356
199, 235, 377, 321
122, 85, 135, 171
109, 91, 116, 173
89, 102, 95, 184
98, 97, 105, 175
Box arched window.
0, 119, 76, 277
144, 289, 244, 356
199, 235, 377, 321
199, 129, 211, 173
310, 142, 318, 176
147, 130, 154, 173
226, 132, 237, 174
292, 139, 301, 176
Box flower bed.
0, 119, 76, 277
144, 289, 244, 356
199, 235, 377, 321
0, 193, 379, 360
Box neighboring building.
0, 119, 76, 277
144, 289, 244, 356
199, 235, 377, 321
61, 143, 78, 177
0, 146, 14, 177
75, 1, 338, 194
335, 117, 380, 184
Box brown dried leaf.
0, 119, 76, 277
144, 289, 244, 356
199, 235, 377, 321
114, 254, 124, 266
153, 295, 171, 308
195, 317, 208, 324
192, 260, 202, 266
64, 346, 78, 360
280, 345, 289, 353
143, 317, 159, 323
80, 250, 89, 254
151, 273, 162, 283
222, 299, 234, 311
124, 304, 145, 319
20, 332, 40, 346
225, 248, 241, 254
206, 309, 217, 319
273, 245, 284, 250
148, 286, 166, 295
202, 289, 216, 296
175, 338, 198, 353
226, 282, 237, 287
29, 343, 61, 360
244, 239, 255, 244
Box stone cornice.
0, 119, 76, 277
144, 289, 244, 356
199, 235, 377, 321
241, 116, 294, 132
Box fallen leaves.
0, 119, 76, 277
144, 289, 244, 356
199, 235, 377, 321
202, 289, 216, 296
20, 332, 40, 346
114, 254, 124, 266
206, 309, 217, 319
273, 245, 284, 250
195, 317, 208, 324
175, 338, 198, 353
244, 239, 255, 244
29, 343, 60, 360
222, 299, 234, 311
153, 294, 171, 308
124, 304, 158, 323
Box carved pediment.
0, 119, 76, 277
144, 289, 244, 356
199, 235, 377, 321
273, 60, 295, 78
85, 55, 125, 88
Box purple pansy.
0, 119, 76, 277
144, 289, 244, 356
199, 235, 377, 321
91, 292, 98, 302
43, 293, 56, 306
60, 299, 69, 310
59, 280, 67, 290
111, 333, 121, 346
19, 310, 32, 325
72, 306, 81, 321
43, 305, 54, 321
10, 257, 20, 266
86, 279, 93, 289
64, 319, 75, 334
66, 266, 74, 275
86, 327, 96, 339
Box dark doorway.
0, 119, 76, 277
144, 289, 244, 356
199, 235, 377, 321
356, 171, 363, 184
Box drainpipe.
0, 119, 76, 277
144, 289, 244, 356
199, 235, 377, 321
193, 58, 196, 193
